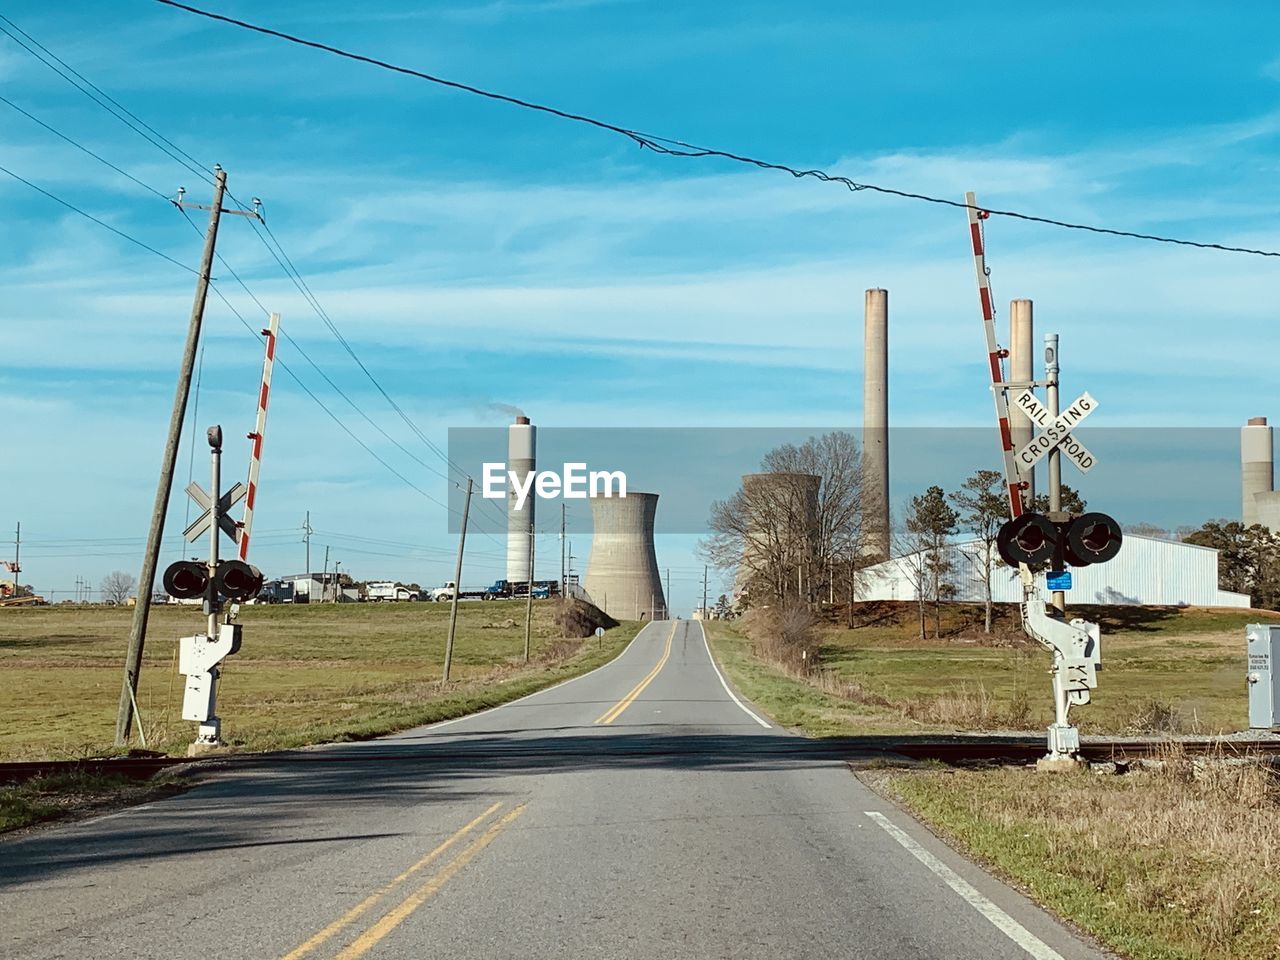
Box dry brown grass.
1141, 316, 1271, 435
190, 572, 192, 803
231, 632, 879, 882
883, 744, 1280, 959
898, 682, 1034, 730
741, 603, 821, 674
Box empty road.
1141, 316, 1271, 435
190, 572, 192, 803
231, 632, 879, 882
3, 620, 1105, 959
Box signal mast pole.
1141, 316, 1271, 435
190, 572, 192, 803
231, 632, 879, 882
116, 167, 263, 745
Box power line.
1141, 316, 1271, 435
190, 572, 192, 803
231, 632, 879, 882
0, 160, 197, 273
0, 13, 208, 180
153, 0, 1280, 260
0, 93, 170, 200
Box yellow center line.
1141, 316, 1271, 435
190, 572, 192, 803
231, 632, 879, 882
594, 621, 676, 725
333, 804, 529, 960
279, 801, 503, 960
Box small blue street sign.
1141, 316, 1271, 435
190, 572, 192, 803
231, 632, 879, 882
1046, 570, 1072, 591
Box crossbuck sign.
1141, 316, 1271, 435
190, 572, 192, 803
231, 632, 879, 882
1011, 390, 1098, 474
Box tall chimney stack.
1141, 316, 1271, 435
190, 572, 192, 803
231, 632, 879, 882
506, 415, 535, 582
1009, 299, 1035, 507
863, 288, 889, 561
1242, 416, 1273, 528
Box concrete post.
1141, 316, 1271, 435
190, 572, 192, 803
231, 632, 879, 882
1009, 300, 1035, 509
862, 289, 889, 561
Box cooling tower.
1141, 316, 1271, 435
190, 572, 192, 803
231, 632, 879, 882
862, 289, 890, 561
1009, 299, 1035, 507
506, 416, 535, 582
583, 491, 666, 621
740, 472, 821, 600
1243, 416, 1274, 528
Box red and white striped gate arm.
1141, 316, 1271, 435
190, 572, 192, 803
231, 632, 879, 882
238, 312, 279, 562
965, 191, 1025, 520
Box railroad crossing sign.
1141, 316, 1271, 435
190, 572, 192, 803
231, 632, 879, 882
183, 481, 246, 543
1011, 389, 1098, 474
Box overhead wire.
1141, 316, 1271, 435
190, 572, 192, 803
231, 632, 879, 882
0, 78, 495, 544
0, 12, 515, 530
151, 0, 1280, 260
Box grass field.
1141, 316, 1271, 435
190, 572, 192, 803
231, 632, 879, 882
706, 602, 1278, 736
0, 601, 641, 760
874, 755, 1280, 960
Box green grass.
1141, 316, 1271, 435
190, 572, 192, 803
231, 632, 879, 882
875, 762, 1280, 960
706, 603, 1279, 736
0, 601, 641, 760
0, 771, 189, 833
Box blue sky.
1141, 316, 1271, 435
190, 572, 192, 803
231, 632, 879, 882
3, 0, 1279, 612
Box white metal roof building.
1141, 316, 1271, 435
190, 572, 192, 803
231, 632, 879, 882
859, 534, 1250, 608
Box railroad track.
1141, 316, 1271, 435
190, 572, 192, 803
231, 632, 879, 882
4, 735, 1277, 785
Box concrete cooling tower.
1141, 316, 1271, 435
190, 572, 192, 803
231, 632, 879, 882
583, 491, 666, 621
506, 416, 535, 582
1242, 416, 1280, 531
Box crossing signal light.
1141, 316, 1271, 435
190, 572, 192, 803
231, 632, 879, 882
997, 513, 1058, 566
997, 512, 1123, 569
1064, 512, 1123, 566
162, 560, 208, 600
214, 560, 264, 602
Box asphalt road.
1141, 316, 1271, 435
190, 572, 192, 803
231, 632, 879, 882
3, 620, 1108, 959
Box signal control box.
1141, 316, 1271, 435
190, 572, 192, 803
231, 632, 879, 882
1246, 624, 1280, 729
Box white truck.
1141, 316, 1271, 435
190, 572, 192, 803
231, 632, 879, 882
366, 581, 419, 602
429, 581, 458, 602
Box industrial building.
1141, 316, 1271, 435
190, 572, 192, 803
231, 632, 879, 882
1243, 416, 1280, 530
583, 490, 666, 621
506, 416, 536, 583
862, 288, 890, 560
858, 533, 1250, 608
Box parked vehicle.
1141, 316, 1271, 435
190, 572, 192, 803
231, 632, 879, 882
430, 579, 561, 601
367, 581, 419, 602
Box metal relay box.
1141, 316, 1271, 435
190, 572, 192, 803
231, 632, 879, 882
1246, 624, 1280, 729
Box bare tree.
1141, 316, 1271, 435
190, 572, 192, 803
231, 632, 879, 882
703, 431, 866, 609
950, 469, 1006, 633
100, 570, 137, 604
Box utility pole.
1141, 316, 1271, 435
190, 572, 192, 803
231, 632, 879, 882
560, 502, 566, 601
523, 529, 535, 662
117, 166, 250, 746
322, 545, 330, 603
444, 478, 472, 682
702, 564, 708, 619
302, 511, 312, 576
1046, 332, 1065, 615
665, 567, 670, 619
333, 560, 341, 603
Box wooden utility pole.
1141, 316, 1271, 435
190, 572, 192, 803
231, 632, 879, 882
443, 478, 472, 682
117, 167, 230, 746
560, 502, 566, 600
702, 565, 708, 619
665, 567, 670, 619
523, 530, 535, 662
322, 545, 330, 603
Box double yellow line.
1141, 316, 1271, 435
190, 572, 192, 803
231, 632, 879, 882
594, 622, 676, 725
280, 801, 526, 960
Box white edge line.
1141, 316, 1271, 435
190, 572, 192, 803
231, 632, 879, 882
420, 619, 659, 732
697, 620, 771, 728
865, 811, 1066, 960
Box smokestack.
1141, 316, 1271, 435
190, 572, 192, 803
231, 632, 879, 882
583, 491, 666, 621
1009, 299, 1035, 507
862, 289, 889, 561
506, 416, 535, 582
1242, 416, 1273, 528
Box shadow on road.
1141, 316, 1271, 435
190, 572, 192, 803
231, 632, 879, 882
1, 725, 1049, 890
